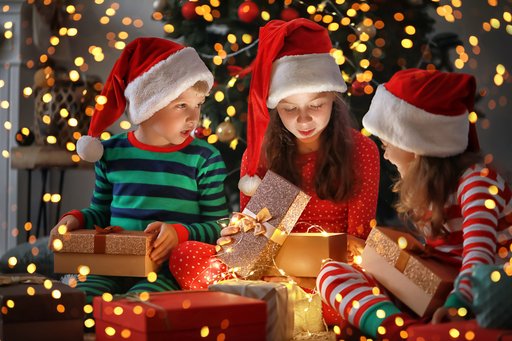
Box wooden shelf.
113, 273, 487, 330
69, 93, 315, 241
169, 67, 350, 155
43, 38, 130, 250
10, 146, 93, 170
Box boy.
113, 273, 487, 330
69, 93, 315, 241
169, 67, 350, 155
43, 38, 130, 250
50, 37, 228, 303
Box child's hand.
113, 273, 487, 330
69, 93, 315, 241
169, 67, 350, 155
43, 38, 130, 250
216, 225, 240, 247
431, 307, 466, 324
145, 222, 179, 265
347, 235, 365, 265
48, 216, 80, 250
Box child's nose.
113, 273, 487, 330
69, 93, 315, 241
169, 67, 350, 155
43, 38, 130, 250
297, 111, 312, 123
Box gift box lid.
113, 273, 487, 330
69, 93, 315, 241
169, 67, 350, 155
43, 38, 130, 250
51, 228, 154, 255
245, 170, 311, 233
0, 273, 85, 323
93, 290, 267, 333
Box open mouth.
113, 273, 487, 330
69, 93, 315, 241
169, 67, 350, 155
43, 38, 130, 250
298, 128, 315, 137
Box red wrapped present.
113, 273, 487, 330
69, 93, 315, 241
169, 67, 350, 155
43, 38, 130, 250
407, 320, 512, 340
93, 290, 267, 341
0, 273, 85, 341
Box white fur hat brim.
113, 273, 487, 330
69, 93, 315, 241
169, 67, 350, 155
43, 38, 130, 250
266, 53, 347, 109
124, 47, 214, 125
362, 84, 469, 157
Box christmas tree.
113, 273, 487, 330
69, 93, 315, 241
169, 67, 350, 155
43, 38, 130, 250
153, 0, 442, 217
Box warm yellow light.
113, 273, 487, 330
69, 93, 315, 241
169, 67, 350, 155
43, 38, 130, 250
401, 39, 413, 48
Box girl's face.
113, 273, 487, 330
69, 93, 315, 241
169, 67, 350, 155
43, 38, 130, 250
141, 86, 205, 146
276, 92, 334, 146
381, 139, 416, 177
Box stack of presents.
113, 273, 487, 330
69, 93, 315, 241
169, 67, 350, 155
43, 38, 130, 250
2, 171, 511, 340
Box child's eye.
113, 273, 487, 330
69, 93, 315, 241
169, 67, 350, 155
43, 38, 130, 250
196, 102, 205, 109
380, 143, 387, 151
176, 103, 187, 109
311, 103, 324, 109
283, 107, 296, 112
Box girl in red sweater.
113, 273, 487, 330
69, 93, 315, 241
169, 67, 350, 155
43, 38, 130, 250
169, 19, 380, 293
317, 69, 512, 340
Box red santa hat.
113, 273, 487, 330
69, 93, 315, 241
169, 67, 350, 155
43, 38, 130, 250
362, 68, 479, 157
77, 37, 213, 162
239, 18, 347, 196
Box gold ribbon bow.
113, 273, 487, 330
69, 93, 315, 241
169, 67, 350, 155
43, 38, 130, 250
0, 275, 46, 286
240, 208, 272, 236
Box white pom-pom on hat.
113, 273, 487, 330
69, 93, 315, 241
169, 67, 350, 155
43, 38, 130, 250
238, 175, 262, 197
77, 135, 104, 162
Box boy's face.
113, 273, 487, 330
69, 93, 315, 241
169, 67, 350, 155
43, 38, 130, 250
380, 139, 415, 177
276, 92, 334, 145
141, 87, 205, 146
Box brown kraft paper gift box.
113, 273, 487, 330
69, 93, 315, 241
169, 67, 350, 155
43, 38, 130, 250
361, 227, 459, 317
217, 170, 311, 279
264, 232, 347, 279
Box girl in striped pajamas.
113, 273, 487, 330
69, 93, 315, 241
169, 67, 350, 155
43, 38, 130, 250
49, 38, 228, 307
317, 68, 512, 340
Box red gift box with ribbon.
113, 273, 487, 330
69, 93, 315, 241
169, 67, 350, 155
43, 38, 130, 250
93, 290, 267, 341
406, 320, 512, 340
52, 226, 159, 277
0, 273, 85, 341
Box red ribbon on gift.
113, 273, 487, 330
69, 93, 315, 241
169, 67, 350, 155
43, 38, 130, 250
93, 225, 124, 254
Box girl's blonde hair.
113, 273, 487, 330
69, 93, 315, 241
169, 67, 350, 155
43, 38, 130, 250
394, 151, 482, 238
192, 80, 210, 94
264, 93, 357, 202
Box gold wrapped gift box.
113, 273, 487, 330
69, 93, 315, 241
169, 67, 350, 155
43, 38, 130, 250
52, 226, 159, 277
361, 227, 459, 317
217, 170, 311, 279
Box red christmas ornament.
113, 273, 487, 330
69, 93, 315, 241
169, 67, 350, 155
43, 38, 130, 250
193, 126, 205, 139
280, 7, 300, 22
238, 1, 259, 23
351, 80, 368, 96
181, 1, 200, 20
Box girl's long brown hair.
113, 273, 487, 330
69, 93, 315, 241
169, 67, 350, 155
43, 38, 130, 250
394, 151, 482, 238
264, 94, 356, 202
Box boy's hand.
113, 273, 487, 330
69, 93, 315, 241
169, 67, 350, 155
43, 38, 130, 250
145, 222, 179, 265
216, 225, 240, 247
48, 216, 80, 250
